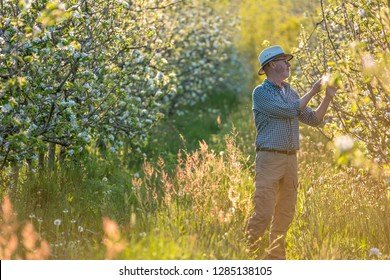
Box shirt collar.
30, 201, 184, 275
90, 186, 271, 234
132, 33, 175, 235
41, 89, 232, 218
264, 79, 289, 89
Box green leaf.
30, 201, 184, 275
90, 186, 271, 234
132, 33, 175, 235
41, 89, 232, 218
350, 102, 358, 113
23, 56, 33, 63
37, 1, 68, 27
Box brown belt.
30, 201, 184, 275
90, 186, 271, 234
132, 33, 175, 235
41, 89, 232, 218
256, 148, 297, 155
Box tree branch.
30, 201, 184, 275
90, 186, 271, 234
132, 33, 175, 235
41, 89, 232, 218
320, 0, 342, 60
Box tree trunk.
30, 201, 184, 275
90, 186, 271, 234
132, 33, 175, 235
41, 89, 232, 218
39, 151, 45, 171
59, 145, 66, 164
48, 143, 56, 170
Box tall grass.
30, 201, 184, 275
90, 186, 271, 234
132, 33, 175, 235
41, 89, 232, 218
1, 92, 389, 260
126, 133, 254, 259
288, 131, 390, 260
0, 132, 254, 259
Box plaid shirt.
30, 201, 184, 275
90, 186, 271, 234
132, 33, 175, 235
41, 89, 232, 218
253, 79, 322, 151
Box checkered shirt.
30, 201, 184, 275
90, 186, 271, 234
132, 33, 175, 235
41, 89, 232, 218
253, 79, 322, 151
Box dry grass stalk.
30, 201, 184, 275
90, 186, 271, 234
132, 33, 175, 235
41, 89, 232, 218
0, 196, 50, 260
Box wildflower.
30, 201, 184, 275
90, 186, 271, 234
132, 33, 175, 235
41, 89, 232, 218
369, 247, 382, 257
1, 103, 12, 113
63, 209, 69, 214
78, 226, 84, 233
71, 219, 77, 224
102, 177, 108, 182
54, 219, 62, 226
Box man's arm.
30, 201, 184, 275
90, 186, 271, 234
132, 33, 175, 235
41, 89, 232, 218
299, 78, 323, 111
314, 86, 337, 121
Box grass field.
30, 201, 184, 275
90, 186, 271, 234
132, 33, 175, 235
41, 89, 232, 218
1, 90, 389, 260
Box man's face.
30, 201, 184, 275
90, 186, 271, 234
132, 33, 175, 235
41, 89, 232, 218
272, 57, 291, 79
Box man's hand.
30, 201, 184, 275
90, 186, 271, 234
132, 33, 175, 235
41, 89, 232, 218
321, 73, 340, 98
314, 84, 338, 121
325, 85, 338, 98
311, 78, 324, 95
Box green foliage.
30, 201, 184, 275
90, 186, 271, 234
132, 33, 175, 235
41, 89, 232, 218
288, 135, 390, 260
1, 0, 389, 261
2, 119, 389, 260
293, 0, 390, 173
0, 0, 247, 176
146, 90, 241, 166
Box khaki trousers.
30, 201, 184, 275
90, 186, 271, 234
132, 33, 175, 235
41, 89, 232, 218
246, 151, 298, 260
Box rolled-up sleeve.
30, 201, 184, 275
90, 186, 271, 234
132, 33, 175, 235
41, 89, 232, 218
299, 107, 323, 127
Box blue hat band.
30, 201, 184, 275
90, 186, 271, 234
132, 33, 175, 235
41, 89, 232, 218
261, 54, 285, 67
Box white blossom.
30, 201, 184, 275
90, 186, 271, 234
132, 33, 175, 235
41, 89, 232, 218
1, 104, 12, 113
334, 135, 354, 153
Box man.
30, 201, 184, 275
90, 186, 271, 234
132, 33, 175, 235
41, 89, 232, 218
246, 45, 337, 260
